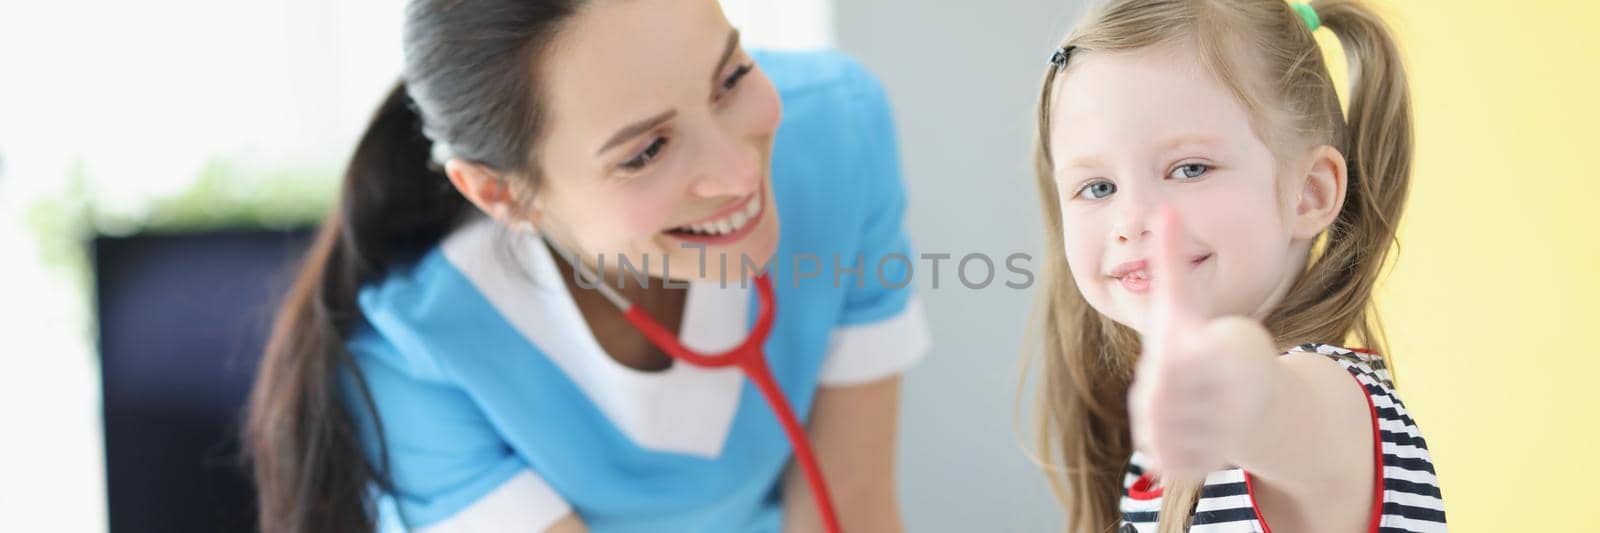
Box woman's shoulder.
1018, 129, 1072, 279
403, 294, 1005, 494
348, 217, 529, 383
752, 49, 884, 102
344, 246, 462, 382
757, 50, 907, 254
754, 49, 895, 154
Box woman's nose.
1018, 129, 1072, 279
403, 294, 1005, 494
690, 127, 760, 198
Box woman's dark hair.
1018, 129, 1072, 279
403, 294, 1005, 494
244, 1, 580, 531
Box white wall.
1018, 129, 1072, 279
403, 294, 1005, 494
831, 1, 1089, 530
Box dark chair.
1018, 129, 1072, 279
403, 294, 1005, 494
94, 228, 313, 533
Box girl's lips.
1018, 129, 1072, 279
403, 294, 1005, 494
1109, 259, 1149, 279
1113, 253, 1211, 294
1120, 273, 1152, 294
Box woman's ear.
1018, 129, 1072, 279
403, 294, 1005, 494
1290, 145, 1349, 240
444, 158, 539, 227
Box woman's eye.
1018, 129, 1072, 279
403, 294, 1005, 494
718, 63, 753, 98
1170, 163, 1210, 180
1076, 180, 1117, 200
620, 137, 668, 171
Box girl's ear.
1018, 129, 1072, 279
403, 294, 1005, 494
1290, 145, 1349, 240
444, 158, 541, 228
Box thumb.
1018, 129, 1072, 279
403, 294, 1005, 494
1148, 207, 1202, 332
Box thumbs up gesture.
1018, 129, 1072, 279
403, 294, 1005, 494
1127, 209, 1281, 482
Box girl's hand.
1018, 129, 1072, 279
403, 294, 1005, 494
1128, 209, 1280, 482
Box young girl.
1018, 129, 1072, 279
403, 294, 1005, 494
1029, 1, 1444, 531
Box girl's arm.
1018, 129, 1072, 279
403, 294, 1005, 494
1134, 322, 1377, 533
781, 376, 905, 533
1130, 210, 1376, 532
1236, 351, 1376, 532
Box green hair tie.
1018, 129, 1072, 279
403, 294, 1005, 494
1292, 2, 1321, 32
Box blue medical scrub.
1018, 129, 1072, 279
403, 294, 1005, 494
346, 50, 930, 532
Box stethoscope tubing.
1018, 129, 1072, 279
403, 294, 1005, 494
550, 239, 842, 532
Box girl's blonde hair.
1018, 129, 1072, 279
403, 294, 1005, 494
1028, 1, 1412, 531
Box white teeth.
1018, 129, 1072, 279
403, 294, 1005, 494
671, 194, 762, 236
744, 195, 760, 218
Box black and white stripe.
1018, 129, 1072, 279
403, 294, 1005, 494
1116, 344, 1446, 533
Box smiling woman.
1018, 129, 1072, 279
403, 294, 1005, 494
497, 5, 786, 284
243, 1, 929, 532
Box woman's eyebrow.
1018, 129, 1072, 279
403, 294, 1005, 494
597, 110, 677, 156
594, 29, 741, 157
710, 29, 741, 85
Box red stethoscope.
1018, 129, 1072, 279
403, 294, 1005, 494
549, 240, 842, 533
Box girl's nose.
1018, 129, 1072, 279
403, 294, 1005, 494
1112, 193, 1158, 244
1115, 226, 1152, 244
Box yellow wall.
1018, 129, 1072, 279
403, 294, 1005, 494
1318, 1, 1600, 530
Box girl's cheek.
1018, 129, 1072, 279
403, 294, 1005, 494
1059, 223, 1100, 281
1059, 210, 1101, 249
1214, 187, 1283, 242
1178, 182, 1253, 233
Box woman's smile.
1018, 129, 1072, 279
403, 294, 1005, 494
663, 183, 766, 246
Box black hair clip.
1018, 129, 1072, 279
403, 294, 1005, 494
1049, 45, 1076, 70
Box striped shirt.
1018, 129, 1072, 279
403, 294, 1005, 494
1118, 343, 1447, 532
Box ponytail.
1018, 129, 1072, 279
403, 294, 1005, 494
244, 81, 472, 533
244, 1, 579, 528
1266, 0, 1414, 358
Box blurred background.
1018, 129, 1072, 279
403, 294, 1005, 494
0, 0, 1594, 531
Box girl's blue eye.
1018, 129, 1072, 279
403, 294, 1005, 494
1077, 180, 1117, 200
1171, 163, 1210, 180
621, 137, 667, 171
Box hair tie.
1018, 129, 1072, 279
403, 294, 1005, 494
1292, 2, 1321, 32
1049, 45, 1076, 70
